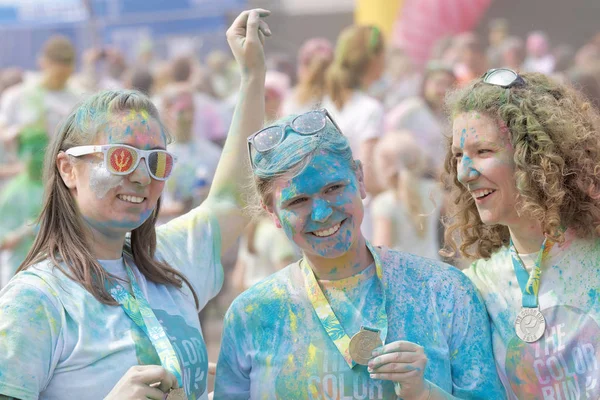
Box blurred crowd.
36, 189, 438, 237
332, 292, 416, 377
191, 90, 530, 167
2, 16, 600, 300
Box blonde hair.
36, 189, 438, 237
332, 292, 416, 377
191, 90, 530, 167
326, 25, 384, 109
374, 132, 428, 237
443, 72, 600, 259
295, 38, 333, 106
19, 90, 199, 307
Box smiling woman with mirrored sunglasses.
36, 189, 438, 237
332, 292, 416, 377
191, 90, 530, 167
444, 69, 600, 399
0, 8, 271, 400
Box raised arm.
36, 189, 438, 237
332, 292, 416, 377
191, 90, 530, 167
202, 9, 271, 254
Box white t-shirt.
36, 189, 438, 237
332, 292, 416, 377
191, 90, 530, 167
215, 248, 507, 399
464, 230, 600, 400
237, 218, 300, 287
322, 91, 384, 157
0, 207, 223, 400
0, 79, 82, 138
281, 88, 321, 117
371, 180, 444, 260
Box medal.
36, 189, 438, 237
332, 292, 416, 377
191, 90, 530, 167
349, 327, 383, 365
509, 238, 554, 343
299, 241, 388, 368
514, 307, 546, 343
166, 388, 187, 400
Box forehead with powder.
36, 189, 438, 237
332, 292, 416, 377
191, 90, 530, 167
276, 150, 355, 204
452, 112, 512, 149
96, 109, 166, 149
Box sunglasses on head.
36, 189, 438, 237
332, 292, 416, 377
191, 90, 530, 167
65, 144, 177, 181
481, 68, 526, 88
247, 109, 342, 169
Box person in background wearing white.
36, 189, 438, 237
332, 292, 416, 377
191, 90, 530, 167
0, 35, 82, 143
323, 25, 386, 241
372, 132, 445, 260
264, 70, 290, 121
385, 62, 456, 178
232, 217, 299, 293
522, 31, 556, 74
282, 38, 333, 116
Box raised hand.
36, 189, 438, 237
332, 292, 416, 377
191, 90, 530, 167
226, 9, 271, 78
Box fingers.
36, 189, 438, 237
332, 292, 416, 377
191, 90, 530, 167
258, 20, 272, 37
369, 350, 422, 369
132, 365, 178, 389
145, 386, 169, 400
372, 341, 422, 358
245, 10, 263, 44
227, 9, 270, 40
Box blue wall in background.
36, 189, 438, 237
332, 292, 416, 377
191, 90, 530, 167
0, 0, 246, 69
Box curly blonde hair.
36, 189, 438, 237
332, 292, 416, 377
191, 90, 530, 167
442, 72, 600, 259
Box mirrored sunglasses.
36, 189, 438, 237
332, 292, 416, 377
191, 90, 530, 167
247, 109, 342, 169
482, 68, 526, 88
65, 144, 176, 181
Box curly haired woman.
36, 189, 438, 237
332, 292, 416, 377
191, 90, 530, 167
444, 68, 600, 400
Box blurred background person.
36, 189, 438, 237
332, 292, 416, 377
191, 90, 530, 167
0, 35, 82, 143
72, 47, 126, 93
452, 32, 489, 86
231, 217, 299, 293
123, 67, 154, 96
381, 47, 421, 110
372, 132, 445, 260
323, 25, 386, 241
522, 31, 555, 73
385, 62, 456, 178
499, 36, 526, 71
282, 38, 333, 115
487, 18, 510, 68
156, 56, 226, 146
264, 69, 290, 121
157, 56, 223, 222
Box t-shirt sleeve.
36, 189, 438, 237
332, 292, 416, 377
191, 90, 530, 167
355, 96, 384, 142
214, 300, 252, 399
155, 206, 223, 311
442, 272, 507, 399
0, 274, 63, 400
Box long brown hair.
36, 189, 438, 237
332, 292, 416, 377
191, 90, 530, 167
19, 90, 199, 308
442, 72, 600, 260
326, 25, 385, 109
295, 38, 333, 106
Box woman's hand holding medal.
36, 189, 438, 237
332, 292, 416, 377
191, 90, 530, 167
104, 365, 179, 400
367, 341, 431, 400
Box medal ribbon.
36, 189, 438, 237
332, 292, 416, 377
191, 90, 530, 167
106, 258, 184, 389
299, 241, 387, 368
509, 238, 554, 308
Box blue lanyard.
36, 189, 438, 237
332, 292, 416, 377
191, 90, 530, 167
106, 258, 184, 389
509, 238, 553, 308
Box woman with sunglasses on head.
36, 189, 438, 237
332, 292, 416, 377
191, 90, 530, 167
444, 68, 600, 399
0, 9, 270, 400
213, 109, 506, 399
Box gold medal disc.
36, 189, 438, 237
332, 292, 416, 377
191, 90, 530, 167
166, 388, 187, 400
349, 327, 383, 365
